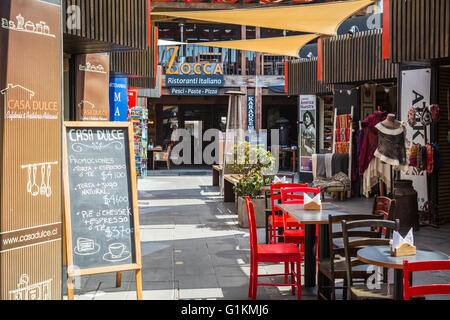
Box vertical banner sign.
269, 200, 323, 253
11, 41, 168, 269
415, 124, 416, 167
75, 53, 110, 121
401, 69, 431, 209
0, 0, 62, 300
109, 78, 128, 122
247, 95, 256, 131
299, 95, 317, 173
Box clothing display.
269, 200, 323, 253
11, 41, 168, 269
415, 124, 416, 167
374, 122, 409, 172
358, 111, 388, 175
409, 143, 443, 175
312, 153, 335, 179
363, 157, 392, 197
313, 172, 351, 193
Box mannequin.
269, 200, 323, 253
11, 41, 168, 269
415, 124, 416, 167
382, 113, 401, 129
374, 113, 408, 172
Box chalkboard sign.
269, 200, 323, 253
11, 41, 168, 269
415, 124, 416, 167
63, 122, 142, 299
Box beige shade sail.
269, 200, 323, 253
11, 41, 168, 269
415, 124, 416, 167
191, 34, 319, 57
151, 0, 374, 35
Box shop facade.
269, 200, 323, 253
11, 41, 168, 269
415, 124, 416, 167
385, 0, 450, 225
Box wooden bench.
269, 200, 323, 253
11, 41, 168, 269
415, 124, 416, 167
223, 174, 243, 203
212, 165, 223, 187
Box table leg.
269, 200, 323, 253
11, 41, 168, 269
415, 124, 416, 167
304, 224, 316, 288
318, 224, 331, 299
394, 269, 404, 300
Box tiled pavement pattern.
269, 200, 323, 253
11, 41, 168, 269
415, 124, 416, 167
64, 175, 450, 300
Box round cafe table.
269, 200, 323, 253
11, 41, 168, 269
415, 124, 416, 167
357, 246, 449, 300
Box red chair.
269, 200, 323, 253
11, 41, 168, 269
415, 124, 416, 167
245, 197, 303, 300
404, 260, 450, 300
269, 183, 308, 244
280, 187, 321, 245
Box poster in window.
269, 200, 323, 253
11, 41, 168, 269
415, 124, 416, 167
299, 95, 317, 173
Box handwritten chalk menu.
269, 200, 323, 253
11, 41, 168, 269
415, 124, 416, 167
63, 122, 141, 273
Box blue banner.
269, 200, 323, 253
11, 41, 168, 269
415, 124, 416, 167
109, 78, 128, 122
247, 95, 256, 131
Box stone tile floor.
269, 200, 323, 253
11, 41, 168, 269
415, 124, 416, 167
63, 175, 450, 300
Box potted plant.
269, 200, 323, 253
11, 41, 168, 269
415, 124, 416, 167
231, 142, 274, 228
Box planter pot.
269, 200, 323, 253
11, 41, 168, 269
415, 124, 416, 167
237, 197, 266, 228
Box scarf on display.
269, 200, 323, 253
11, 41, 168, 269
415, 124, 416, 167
374, 122, 408, 171
358, 111, 388, 175
335, 114, 351, 155
409, 143, 443, 174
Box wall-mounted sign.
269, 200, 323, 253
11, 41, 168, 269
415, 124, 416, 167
165, 46, 224, 75
75, 54, 110, 121
247, 95, 256, 131
0, 0, 62, 300
170, 87, 219, 96
109, 78, 128, 122
400, 69, 431, 209
166, 75, 224, 87
299, 95, 317, 173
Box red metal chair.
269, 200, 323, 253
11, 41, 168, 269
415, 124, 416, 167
280, 187, 321, 259
245, 197, 303, 300
404, 260, 450, 300
269, 183, 308, 244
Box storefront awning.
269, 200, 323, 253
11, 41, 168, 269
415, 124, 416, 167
191, 34, 319, 57
151, 0, 374, 36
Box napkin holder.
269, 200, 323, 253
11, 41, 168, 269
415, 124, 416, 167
390, 242, 416, 257
304, 201, 321, 210
303, 194, 322, 210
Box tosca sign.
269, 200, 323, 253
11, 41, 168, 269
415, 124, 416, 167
165, 46, 224, 75
170, 87, 219, 96
166, 75, 224, 87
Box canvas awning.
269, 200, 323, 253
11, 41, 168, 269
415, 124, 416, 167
151, 0, 374, 36
191, 34, 319, 57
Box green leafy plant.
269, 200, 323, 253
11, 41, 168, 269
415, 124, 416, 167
231, 142, 275, 199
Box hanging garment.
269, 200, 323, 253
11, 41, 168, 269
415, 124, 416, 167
374, 122, 409, 172
325, 153, 333, 179
409, 145, 420, 168
417, 145, 428, 172
432, 143, 443, 173
331, 153, 349, 175
356, 129, 364, 175
430, 105, 440, 122
426, 144, 434, 174
358, 111, 388, 175
363, 157, 392, 197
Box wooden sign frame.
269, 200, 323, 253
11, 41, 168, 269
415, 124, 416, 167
62, 121, 142, 300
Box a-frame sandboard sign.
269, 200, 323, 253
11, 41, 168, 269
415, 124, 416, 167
63, 122, 142, 300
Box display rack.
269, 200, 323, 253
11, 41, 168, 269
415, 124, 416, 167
332, 106, 354, 198
129, 106, 148, 177
323, 99, 334, 151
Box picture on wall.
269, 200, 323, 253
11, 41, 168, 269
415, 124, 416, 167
362, 105, 374, 120
361, 85, 376, 104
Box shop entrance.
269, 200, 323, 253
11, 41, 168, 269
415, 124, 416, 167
149, 97, 228, 168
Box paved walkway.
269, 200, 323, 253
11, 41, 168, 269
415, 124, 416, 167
64, 175, 450, 300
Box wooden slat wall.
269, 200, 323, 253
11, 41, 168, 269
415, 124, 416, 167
390, 0, 450, 63
321, 30, 398, 84
63, 0, 148, 52
110, 26, 157, 89
438, 67, 450, 223
287, 58, 333, 95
